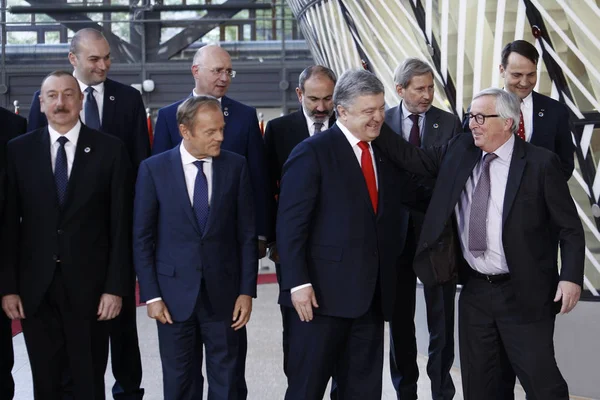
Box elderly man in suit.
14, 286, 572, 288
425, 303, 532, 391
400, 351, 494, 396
263, 64, 336, 377
376, 87, 584, 400
133, 96, 258, 400
1, 71, 133, 399
385, 58, 461, 400
27, 28, 148, 400
277, 69, 413, 399
0, 107, 27, 400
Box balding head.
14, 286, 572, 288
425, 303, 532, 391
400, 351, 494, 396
191, 45, 234, 98
68, 28, 111, 86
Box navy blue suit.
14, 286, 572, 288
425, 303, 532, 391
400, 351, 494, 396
277, 124, 412, 399
152, 95, 271, 239
29, 77, 149, 399
133, 147, 257, 400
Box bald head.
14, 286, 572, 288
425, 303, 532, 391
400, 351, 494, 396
68, 28, 111, 86
191, 45, 233, 98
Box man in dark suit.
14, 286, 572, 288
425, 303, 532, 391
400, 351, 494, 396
376, 88, 584, 400
277, 69, 411, 399
133, 96, 257, 400
462, 40, 574, 179
263, 64, 336, 376
385, 58, 461, 400
1, 71, 133, 399
27, 29, 148, 400
0, 107, 27, 400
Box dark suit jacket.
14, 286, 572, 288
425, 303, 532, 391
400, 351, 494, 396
462, 91, 574, 179
0, 125, 134, 318
28, 78, 151, 170
276, 124, 411, 321
0, 108, 27, 173
151, 95, 271, 239
133, 148, 258, 322
375, 126, 585, 320
263, 109, 336, 241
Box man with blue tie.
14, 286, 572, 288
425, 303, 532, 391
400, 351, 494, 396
27, 28, 148, 400
133, 96, 258, 400
1, 71, 133, 399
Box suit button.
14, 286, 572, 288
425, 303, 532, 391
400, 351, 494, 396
423, 242, 428, 249
57, 229, 64, 235
52, 255, 58, 261
373, 251, 378, 257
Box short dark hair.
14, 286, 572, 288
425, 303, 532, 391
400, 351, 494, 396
298, 65, 337, 92
70, 28, 106, 55
40, 70, 79, 91
501, 40, 539, 68
176, 95, 221, 131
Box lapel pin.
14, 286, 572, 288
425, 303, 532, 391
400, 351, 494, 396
84, 147, 91, 153
223, 107, 229, 117
433, 123, 439, 129
538, 111, 544, 117
109, 96, 115, 101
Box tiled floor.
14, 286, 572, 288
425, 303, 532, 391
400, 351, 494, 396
12, 282, 527, 400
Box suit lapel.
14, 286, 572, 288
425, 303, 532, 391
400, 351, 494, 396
502, 138, 526, 226
36, 128, 60, 210
60, 126, 94, 221
390, 104, 403, 136
373, 147, 385, 219
101, 79, 116, 131
291, 110, 310, 144
203, 156, 229, 237
423, 108, 441, 147
449, 144, 482, 212
169, 148, 202, 235
531, 91, 547, 145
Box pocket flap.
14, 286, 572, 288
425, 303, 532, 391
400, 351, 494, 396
156, 262, 175, 277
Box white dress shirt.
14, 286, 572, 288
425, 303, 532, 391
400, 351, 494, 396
302, 108, 330, 136
454, 134, 515, 275
192, 89, 222, 103
49, 121, 81, 177
291, 120, 378, 294
75, 77, 104, 126
400, 102, 426, 142
147, 143, 214, 305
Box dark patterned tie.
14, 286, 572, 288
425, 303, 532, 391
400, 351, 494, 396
408, 114, 421, 146
193, 161, 209, 233
314, 122, 323, 133
468, 153, 498, 257
55, 136, 69, 206
85, 86, 101, 130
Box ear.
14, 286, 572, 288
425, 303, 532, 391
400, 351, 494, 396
499, 64, 505, 77
395, 84, 404, 97
179, 123, 190, 139
68, 52, 77, 68
336, 104, 347, 120
295, 87, 303, 103
39, 94, 46, 115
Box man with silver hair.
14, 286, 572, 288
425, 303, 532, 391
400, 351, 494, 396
385, 57, 461, 400
276, 69, 412, 398
376, 87, 584, 400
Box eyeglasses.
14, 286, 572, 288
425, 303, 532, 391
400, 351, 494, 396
468, 113, 500, 125
195, 65, 236, 78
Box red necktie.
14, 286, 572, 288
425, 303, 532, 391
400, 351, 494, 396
517, 109, 526, 141
408, 114, 421, 146
358, 141, 378, 213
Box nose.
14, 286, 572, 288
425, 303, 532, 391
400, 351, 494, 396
423, 88, 432, 101
374, 109, 384, 122
215, 130, 225, 142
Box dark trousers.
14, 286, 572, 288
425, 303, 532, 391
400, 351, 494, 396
21, 269, 109, 400
0, 312, 14, 400
284, 301, 384, 400
109, 292, 144, 400
157, 286, 245, 400
459, 276, 568, 400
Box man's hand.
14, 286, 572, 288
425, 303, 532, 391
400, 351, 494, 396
231, 295, 252, 330
291, 286, 319, 322
554, 280, 581, 314
147, 300, 173, 325
2, 295, 25, 320
97, 294, 122, 321
267, 243, 280, 264
258, 239, 268, 259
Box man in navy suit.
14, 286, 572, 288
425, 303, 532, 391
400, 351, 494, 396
133, 96, 258, 400
27, 28, 147, 400
0, 107, 27, 400
385, 58, 461, 400
277, 69, 412, 399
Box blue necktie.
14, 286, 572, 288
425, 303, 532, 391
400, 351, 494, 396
55, 136, 69, 206
193, 161, 209, 233
85, 86, 101, 130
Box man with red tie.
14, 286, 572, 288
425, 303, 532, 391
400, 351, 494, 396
276, 69, 413, 399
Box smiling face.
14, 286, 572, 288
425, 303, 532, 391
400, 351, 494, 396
40, 74, 84, 134
396, 72, 434, 114
469, 95, 513, 153
296, 73, 335, 124
500, 52, 537, 100
69, 37, 111, 86
337, 93, 386, 142
192, 46, 233, 98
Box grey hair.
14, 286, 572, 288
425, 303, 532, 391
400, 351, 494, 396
70, 28, 106, 55
176, 95, 221, 130
333, 69, 384, 115
393, 58, 433, 87
472, 88, 520, 134
298, 65, 337, 92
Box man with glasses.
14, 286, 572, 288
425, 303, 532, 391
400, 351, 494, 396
151, 44, 270, 398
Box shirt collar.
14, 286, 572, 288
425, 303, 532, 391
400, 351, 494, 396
336, 120, 366, 149
75, 75, 105, 97
503, 88, 533, 109
48, 120, 81, 146
483, 134, 515, 163
192, 89, 222, 103
179, 142, 213, 165
401, 101, 425, 120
